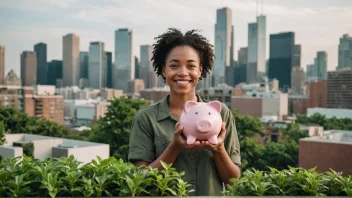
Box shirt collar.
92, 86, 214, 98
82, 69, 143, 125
156, 94, 203, 122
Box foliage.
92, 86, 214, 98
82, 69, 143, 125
0, 107, 69, 137
234, 113, 308, 172
296, 113, 352, 131
280, 123, 308, 143
0, 155, 193, 198
223, 167, 352, 196
89, 96, 149, 161
12, 142, 34, 157
0, 121, 5, 145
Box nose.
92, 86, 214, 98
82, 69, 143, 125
196, 120, 213, 133
177, 66, 189, 76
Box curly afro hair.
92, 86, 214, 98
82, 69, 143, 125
151, 28, 215, 81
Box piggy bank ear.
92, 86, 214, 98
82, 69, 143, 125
208, 101, 221, 113
184, 101, 197, 113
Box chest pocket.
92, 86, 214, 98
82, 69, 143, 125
154, 122, 174, 158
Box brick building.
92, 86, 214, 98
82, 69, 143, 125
299, 130, 352, 176
0, 85, 64, 125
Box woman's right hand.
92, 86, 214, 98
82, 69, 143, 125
173, 122, 206, 151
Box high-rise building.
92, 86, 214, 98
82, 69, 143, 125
235, 47, 248, 85
308, 81, 327, 108
293, 44, 301, 67
134, 56, 139, 79
214, 7, 233, 86
247, 15, 266, 83
114, 28, 134, 92
306, 63, 318, 82
0, 45, 5, 84
338, 34, 352, 69
316, 51, 327, 80
47, 60, 62, 86
80, 52, 89, 79
88, 42, 106, 89
34, 43, 47, 85
4, 70, 21, 86
105, 52, 112, 88
290, 67, 305, 95
140, 45, 156, 88
63, 33, 80, 87
268, 32, 295, 92
327, 69, 352, 109
21, 51, 37, 86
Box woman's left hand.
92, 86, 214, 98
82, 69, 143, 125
203, 122, 226, 153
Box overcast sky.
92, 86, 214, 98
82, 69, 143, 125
0, 0, 351, 76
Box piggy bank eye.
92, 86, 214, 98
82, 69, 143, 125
195, 112, 198, 115
208, 112, 211, 115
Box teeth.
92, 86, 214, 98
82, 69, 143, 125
176, 81, 190, 84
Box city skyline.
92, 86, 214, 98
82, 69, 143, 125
0, 0, 351, 76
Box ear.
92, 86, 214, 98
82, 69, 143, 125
184, 101, 197, 113
208, 101, 221, 113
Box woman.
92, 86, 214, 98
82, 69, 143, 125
128, 28, 241, 196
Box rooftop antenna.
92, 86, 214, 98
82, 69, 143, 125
256, 0, 258, 16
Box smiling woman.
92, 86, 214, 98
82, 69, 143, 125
128, 28, 241, 196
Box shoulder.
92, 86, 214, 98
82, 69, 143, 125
134, 100, 160, 121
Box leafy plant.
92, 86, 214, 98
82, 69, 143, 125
0, 156, 193, 197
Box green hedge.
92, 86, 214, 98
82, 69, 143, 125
0, 156, 193, 198
0, 156, 351, 197
223, 167, 352, 196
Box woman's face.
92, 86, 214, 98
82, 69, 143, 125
163, 45, 202, 96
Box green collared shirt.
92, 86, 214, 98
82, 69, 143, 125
128, 95, 241, 196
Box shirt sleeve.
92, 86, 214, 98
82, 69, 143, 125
128, 111, 155, 163
222, 104, 241, 166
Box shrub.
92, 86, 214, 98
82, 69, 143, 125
223, 167, 352, 196
0, 156, 193, 198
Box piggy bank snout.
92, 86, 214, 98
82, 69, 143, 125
196, 120, 213, 133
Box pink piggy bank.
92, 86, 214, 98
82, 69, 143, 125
179, 100, 223, 145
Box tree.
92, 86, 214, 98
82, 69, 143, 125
0, 107, 69, 137
0, 121, 5, 145
89, 96, 149, 161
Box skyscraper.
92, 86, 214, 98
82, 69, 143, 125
114, 28, 134, 92
235, 47, 248, 85
140, 45, 156, 88
293, 44, 301, 67
34, 43, 47, 85
21, 51, 37, 86
105, 52, 112, 88
134, 56, 139, 79
338, 34, 352, 69
214, 7, 233, 86
80, 52, 89, 79
247, 15, 266, 83
316, 51, 327, 80
0, 45, 4, 85
88, 42, 106, 89
268, 32, 295, 92
63, 33, 80, 87
47, 60, 63, 86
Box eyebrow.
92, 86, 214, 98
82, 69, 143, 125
168, 59, 198, 63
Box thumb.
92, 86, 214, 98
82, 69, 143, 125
175, 124, 183, 135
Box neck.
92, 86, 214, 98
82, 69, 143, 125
169, 92, 198, 110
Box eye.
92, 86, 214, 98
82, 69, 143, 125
170, 64, 178, 68
195, 112, 198, 115
208, 112, 211, 115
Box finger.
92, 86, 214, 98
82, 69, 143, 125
174, 124, 183, 136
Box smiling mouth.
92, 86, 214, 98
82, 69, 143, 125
175, 80, 192, 84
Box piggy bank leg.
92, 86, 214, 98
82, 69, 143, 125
187, 135, 196, 145
208, 135, 218, 144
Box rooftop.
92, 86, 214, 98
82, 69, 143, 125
300, 130, 352, 145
